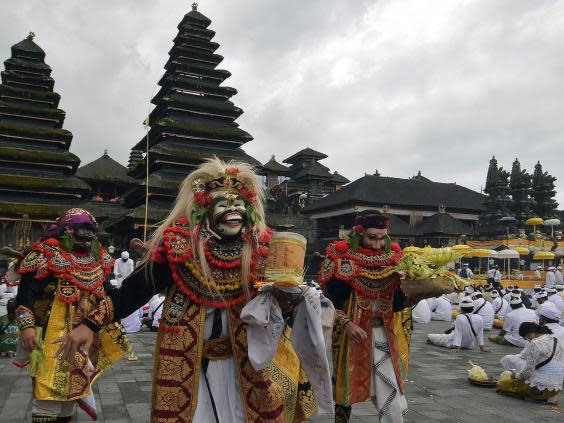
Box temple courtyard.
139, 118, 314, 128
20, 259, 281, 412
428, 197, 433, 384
0, 320, 561, 423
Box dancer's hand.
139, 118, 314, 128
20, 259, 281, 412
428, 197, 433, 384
53, 324, 94, 363
345, 322, 367, 343
20, 327, 40, 353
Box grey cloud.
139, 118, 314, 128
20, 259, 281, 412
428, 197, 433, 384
0, 0, 562, 206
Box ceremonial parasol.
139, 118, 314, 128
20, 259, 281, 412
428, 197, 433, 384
533, 251, 555, 269
543, 219, 561, 237
525, 217, 544, 235
497, 250, 519, 279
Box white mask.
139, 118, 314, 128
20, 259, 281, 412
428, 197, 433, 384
210, 195, 247, 237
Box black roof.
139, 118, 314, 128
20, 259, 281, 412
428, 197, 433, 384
283, 147, 328, 164
292, 161, 333, 180
416, 212, 474, 235
304, 174, 486, 213
12, 34, 45, 56
76, 151, 136, 184
260, 155, 291, 174
331, 171, 350, 184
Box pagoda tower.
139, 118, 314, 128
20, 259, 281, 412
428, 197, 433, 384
0, 33, 90, 252
508, 158, 533, 223
531, 161, 558, 219
115, 4, 259, 238
478, 156, 511, 237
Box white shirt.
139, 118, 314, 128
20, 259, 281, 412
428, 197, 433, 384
555, 271, 564, 285
148, 294, 165, 328
121, 307, 143, 333
491, 297, 511, 320
546, 272, 556, 289
114, 258, 135, 286
546, 323, 564, 343
451, 313, 484, 349
549, 294, 564, 312
429, 296, 452, 321
503, 307, 539, 348
473, 298, 494, 330
412, 299, 431, 324
487, 269, 501, 283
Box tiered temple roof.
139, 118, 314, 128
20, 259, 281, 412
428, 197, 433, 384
110, 4, 258, 234
0, 33, 90, 221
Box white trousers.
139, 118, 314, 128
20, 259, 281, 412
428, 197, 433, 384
32, 399, 75, 417
371, 327, 408, 423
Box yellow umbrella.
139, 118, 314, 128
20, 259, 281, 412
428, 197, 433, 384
403, 246, 422, 254
533, 251, 555, 270
533, 251, 555, 260
452, 244, 471, 252
525, 217, 544, 235
471, 249, 492, 257
515, 246, 530, 255
470, 249, 492, 274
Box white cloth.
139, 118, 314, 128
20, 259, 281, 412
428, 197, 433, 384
473, 298, 494, 330
147, 294, 165, 328
113, 258, 134, 287
546, 272, 557, 289
32, 399, 76, 418
320, 294, 336, 352
555, 271, 564, 285
502, 334, 564, 391
371, 327, 407, 423
121, 307, 143, 333
546, 323, 564, 343
549, 294, 564, 312
535, 269, 542, 279
503, 307, 539, 348
193, 308, 245, 423
429, 296, 452, 321
487, 269, 501, 283
491, 297, 511, 320
240, 287, 333, 414
427, 313, 484, 349
412, 300, 431, 324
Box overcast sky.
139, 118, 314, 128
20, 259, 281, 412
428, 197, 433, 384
1, 0, 563, 206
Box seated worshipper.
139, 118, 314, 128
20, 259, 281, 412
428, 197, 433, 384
534, 292, 553, 317
531, 285, 543, 309
510, 288, 532, 309
556, 267, 564, 285
113, 251, 134, 288
489, 296, 538, 347
498, 322, 564, 405
491, 290, 511, 329
472, 292, 494, 331
546, 267, 557, 289
482, 283, 494, 302
487, 265, 502, 284
538, 303, 564, 342
548, 288, 564, 312
0, 298, 18, 357
458, 263, 474, 279
142, 293, 165, 331
429, 295, 452, 321
427, 299, 491, 352
412, 299, 432, 324
503, 286, 515, 303
557, 284, 564, 300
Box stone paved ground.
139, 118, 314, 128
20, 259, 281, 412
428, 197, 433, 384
0, 321, 562, 422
